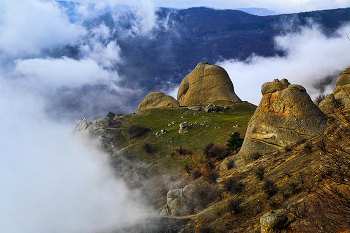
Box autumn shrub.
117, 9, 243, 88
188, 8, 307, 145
313, 94, 327, 105
127, 125, 150, 139
204, 144, 230, 160
223, 177, 245, 194
190, 169, 202, 180
175, 146, 192, 156
204, 169, 219, 184
191, 182, 218, 210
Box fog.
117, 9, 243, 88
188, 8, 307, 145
218, 23, 350, 105
0, 74, 152, 233
0, 1, 154, 232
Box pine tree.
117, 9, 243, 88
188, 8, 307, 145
226, 132, 244, 153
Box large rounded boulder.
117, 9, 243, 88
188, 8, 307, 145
177, 62, 242, 106
239, 79, 327, 157
136, 92, 180, 114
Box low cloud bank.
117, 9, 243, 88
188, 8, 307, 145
0, 74, 152, 233
218, 23, 350, 105
0, 1, 156, 232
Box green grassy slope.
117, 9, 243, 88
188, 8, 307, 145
118, 102, 256, 175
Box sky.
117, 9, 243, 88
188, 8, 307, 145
1, 0, 350, 232
67, 0, 350, 14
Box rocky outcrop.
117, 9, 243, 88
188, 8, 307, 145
319, 66, 350, 113
136, 92, 180, 114
161, 184, 195, 216
177, 62, 242, 106
238, 79, 326, 158
73, 117, 132, 177
260, 209, 295, 233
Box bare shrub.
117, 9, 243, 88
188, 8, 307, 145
203, 142, 214, 158
227, 198, 243, 214
204, 169, 219, 184
289, 181, 300, 194
184, 164, 191, 174
191, 182, 218, 210
175, 146, 192, 156
223, 177, 245, 194
250, 152, 262, 160
313, 94, 327, 105
291, 151, 350, 232
316, 139, 327, 153
254, 166, 266, 180
263, 179, 278, 198
127, 125, 150, 139
204, 144, 230, 160
227, 159, 235, 170
205, 159, 216, 170
303, 142, 313, 154
190, 169, 202, 180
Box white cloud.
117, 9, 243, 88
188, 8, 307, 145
14, 57, 118, 88
0, 0, 86, 57
67, 0, 350, 14
0, 75, 151, 233
218, 23, 350, 105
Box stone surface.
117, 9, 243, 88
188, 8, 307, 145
161, 184, 195, 217
188, 105, 201, 111
260, 209, 288, 233
136, 92, 180, 114
204, 103, 218, 112
238, 79, 327, 158
177, 62, 242, 106
331, 66, 350, 111
318, 93, 337, 114
179, 122, 189, 133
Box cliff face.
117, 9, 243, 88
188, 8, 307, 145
238, 79, 326, 158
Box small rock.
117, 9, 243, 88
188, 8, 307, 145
188, 105, 201, 111
179, 122, 189, 133
204, 103, 218, 112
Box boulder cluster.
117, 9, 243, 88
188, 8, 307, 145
135, 62, 242, 113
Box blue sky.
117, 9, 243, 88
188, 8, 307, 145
62, 0, 350, 14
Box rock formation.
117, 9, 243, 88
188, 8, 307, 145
319, 66, 350, 113
238, 79, 327, 158
260, 209, 295, 233
136, 92, 180, 114
160, 184, 195, 216
177, 62, 242, 106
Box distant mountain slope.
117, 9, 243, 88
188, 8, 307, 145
48, 6, 350, 119
82, 6, 350, 86
235, 7, 277, 16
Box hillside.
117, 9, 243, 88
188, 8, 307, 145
76, 99, 350, 232
74, 64, 350, 232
